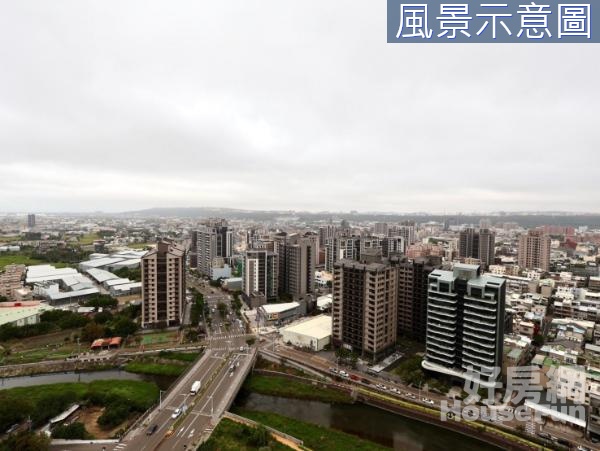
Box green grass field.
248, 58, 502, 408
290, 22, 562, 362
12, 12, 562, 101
0, 236, 21, 243
0, 379, 159, 431
4, 379, 159, 408
234, 409, 388, 451
0, 254, 72, 270
0, 346, 78, 365
157, 350, 201, 362
243, 374, 352, 404
0, 254, 44, 269
141, 332, 175, 345
126, 242, 152, 249
78, 233, 101, 245
199, 418, 293, 451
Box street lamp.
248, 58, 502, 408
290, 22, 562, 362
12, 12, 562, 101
159, 390, 166, 410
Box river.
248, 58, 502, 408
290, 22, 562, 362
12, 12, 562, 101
0, 369, 176, 391
236, 392, 501, 451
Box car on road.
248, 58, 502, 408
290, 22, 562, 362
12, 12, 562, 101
556, 438, 571, 447
536, 432, 552, 440
422, 398, 434, 405
172, 407, 183, 419
329, 367, 338, 374
146, 424, 158, 436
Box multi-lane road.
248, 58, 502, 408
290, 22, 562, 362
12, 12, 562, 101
51, 278, 256, 451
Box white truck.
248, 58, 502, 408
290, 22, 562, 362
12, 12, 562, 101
190, 380, 201, 395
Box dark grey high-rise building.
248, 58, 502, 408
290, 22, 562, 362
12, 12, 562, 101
422, 264, 506, 386
27, 214, 36, 228
459, 227, 495, 268
189, 230, 198, 268
396, 256, 442, 342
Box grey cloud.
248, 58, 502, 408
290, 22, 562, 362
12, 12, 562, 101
0, 0, 598, 212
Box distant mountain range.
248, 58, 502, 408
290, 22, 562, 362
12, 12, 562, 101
116, 207, 600, 228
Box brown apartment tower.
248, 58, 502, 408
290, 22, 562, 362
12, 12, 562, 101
332, 251, 398, 361
518, 229, 551, 271
142, 240, 186, 328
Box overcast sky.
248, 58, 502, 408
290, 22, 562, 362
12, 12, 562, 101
0, 1, 598, 214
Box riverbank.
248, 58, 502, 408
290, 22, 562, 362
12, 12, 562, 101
236, 368, 554, 450
199, 417, 294, 451
242, 373, 352, 404
0, 379, 158, 435
0, 358, 117, 378
234, 408, 389, 451
123, 350, 201, 376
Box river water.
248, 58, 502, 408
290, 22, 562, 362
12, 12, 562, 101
2, 371, 500, 450
0, 369, 175, 391
237, 392, 501, 451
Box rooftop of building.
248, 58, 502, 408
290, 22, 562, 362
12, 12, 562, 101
280, 314, 332, 339
260, 302, 300, 314
0, 303, 54, 325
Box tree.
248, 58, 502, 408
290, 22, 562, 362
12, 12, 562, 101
395, 355, 426, 387
83, 295, 118, 309
0, 431, 50, 451
112, 317, 138, 337
533, 334, 545, 347
81, 322, 105, 342
93, 311, 113, 324
51, 422, 91, 440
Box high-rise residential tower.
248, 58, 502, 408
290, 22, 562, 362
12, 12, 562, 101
27, 214, 36, 228
242, 249, 278, 302
142, 240, 186, 328
458, 227, 496, 268
397, 256, 442, 342
422, 264, 506, 387
332, 251, 398, 361
518, 229, 551, 271
196, 219, 233, 276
